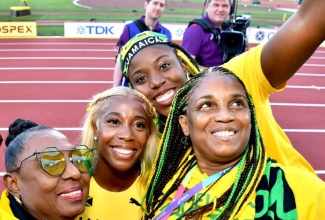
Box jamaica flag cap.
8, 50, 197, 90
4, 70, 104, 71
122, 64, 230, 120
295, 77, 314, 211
120, 31, 200, 77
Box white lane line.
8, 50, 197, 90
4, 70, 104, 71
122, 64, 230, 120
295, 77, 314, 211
0, 99, 322, 106
0, 49, 116, 52
271, 103, 325, 107
0, 67, 113, 70
0, 100, 91, 103
2, 100, 323, 107
0, 43, 115, 45
0, 83, 323, 87
73, 0, 92, 9
307, 56, 325, 59
303, 63, 325, 67
0, 57, 115, 60
0, 127, 82, 131
0, 125, 325, 133
0, 81, 111, 84
285, 85, 325, 89
295, 73, 325, 77
0, 127, 324, 133
283, 129, 325, 133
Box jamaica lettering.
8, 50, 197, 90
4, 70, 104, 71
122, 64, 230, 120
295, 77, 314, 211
124, 36, 165, 72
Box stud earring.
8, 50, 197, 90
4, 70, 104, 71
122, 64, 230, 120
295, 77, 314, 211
93, 136, 98, 141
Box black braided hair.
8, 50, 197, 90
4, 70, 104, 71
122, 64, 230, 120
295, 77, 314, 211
141, 66, 266, 219
141, 71, 206, 218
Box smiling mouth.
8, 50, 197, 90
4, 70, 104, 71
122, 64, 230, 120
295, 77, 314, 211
59, 190, 82, 197
112, 147, 134, 155
213, 131, 235, 137
156, 90, 175, 103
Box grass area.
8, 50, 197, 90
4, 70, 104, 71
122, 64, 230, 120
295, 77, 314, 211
37, 25, 65, 36
1, 0, 84, 12
0, 0, 293, 36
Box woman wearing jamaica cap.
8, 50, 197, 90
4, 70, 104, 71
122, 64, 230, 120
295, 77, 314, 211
119, 0, 325, 176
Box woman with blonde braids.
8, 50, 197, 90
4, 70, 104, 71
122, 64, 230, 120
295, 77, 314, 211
77, 86, 158, 219
141, 67, 325, 219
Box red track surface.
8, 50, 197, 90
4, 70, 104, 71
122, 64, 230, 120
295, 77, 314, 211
0, 38, 324, 193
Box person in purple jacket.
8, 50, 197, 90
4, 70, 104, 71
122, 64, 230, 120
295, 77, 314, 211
113, 0, 172, 87
182, 0, 232, 68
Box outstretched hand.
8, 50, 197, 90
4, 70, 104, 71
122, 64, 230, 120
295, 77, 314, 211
261, 0, 325, 88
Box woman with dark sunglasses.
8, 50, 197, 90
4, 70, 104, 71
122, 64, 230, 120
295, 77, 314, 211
0, 119, 96, 220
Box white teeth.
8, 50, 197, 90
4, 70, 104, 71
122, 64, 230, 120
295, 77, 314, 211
60, 190, 81, 197
113, 148, 133, 155
156, 90, 175, 103
213, 131, 235, 137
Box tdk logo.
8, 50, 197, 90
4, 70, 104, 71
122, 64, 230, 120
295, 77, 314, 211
76, 25, 114, 35
255, 30, 265, 41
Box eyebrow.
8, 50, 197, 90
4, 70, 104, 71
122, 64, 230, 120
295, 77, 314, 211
155, 54, 169, 62
105, 112, 148, 121
232, 93, 247, 99
193, 95, 213, 106
129, 54, 170, 77
194, 93, 247, 104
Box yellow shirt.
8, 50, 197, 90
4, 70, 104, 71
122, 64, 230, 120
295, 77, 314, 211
77, 177, 142, 220
154, 154, 325, 219
222, 44, 315, 173
0, 190, 19, 220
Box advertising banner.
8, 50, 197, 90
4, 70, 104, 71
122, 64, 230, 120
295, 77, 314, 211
64, 22, 325, 47
64, 22, 125, 38
0, 22, 37, 37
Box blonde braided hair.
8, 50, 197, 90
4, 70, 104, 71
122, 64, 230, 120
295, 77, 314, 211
81, 86, 158, 189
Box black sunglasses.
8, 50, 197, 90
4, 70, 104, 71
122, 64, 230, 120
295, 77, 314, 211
11, 145, 96, 177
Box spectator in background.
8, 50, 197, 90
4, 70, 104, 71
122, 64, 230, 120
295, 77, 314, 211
0, 119, 95, 220
113, 0, 171, 87
182, 0, 232, 68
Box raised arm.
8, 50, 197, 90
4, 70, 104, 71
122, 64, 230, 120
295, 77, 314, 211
261, 0, 325, 88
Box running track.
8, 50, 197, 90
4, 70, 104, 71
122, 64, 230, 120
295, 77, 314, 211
0, 38, 324, 192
